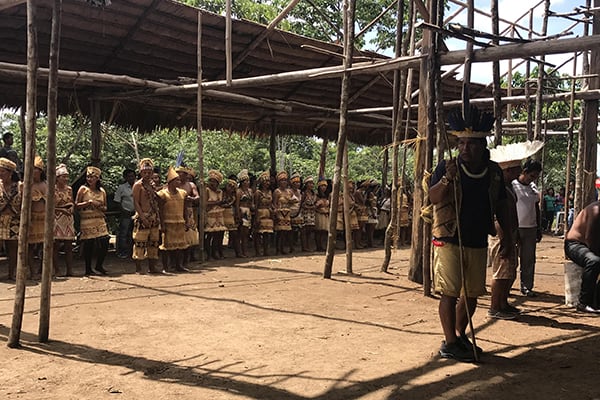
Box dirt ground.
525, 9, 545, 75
1, 234, 599, 400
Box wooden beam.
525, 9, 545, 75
218, 0, 301, 79
149, 35, 600, 95
0, 0, 25, 12
99, 0, 161, 71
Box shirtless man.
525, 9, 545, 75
132, 158, 162, 274
564, 201, 600, 313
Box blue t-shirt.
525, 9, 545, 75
431, 159, 505, 248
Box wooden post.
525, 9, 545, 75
318, 138, 328, 178
575, 0, 592, 216
225, 0, 232, 86
581, 0, 600, 207
342, 142, 352, 274
196, 11, 205, 263
323, 0, 355, 279
533, 0, 550, 141
39, 0, 61, 343
8, 0, 37, 348
381, 0, 407, 272
525, 9, 534, 141
269, 121, 277, 177
563, 52, 577, 236
491, 0, 502, 146
408, 0, 434, 284
90, 100, 101, 166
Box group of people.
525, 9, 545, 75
115, 163, 410, 274
429, 107, 600, 364
0, 144, 412, 280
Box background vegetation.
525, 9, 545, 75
0, 111, 396, 197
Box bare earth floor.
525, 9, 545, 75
1, 235, 599, 400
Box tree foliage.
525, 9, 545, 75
501, 67, 581, 191
0, 111, 395, 196
179, 0, 406, 52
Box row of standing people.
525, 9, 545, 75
122, 166, 410, 265
1, 153, 410, 280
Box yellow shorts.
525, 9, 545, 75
433, 241, 487, 298
489, 236, 517, 280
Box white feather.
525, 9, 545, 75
490, 140, 544, 164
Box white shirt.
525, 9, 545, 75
114, 182, 134, 213
512, 178, 539, 228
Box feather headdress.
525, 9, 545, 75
489, 140, 544, 169
447, 106, 495, 138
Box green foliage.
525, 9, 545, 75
178, 0, 409, 52
500, 66, 581, 190
1, 110, 398, 193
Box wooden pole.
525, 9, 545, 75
381, 0, 407, 272
525, 9, 533, 140
318, 138, 328, 178
196, 11, 205, 263
342, 142, 352, 274
90, 101, 101, 166
225, 0, 232, 86
8, 0, 37, 348
408, 0, 433, 284
491, 0, 502, 146
581, 0, 600, 207
223, 0, 302, 78
149, 35, 600, 95
575, 0, 592, 216
269, 121, 277, 177
533, 0, 550, 141
563, 53, 577, 236
323, 0, 355, 279
341, 0, 356, 275
38, 0, 61, 343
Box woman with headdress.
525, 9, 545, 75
28, 155, 47, 279
336, 181, 359, 244
354, 180, 369, 248
236, 169, 253, 257
157, 167, 189, 272
0, 157, 21, 281
222, 178, 242, 257
301, 176, 316, 252
399, 185, 412, 246
289, 172, 304, 252
365, 180, 379, 248
254, 171, 274, 256
273, 171, 294, 254
376, 185, 391, 232
205, 169, 227, 259
76, 166, 110, 276
314, 178, 330, 252
54, 164, 76, 277
176, 166, 200, 265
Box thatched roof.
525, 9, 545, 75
0, 0, 494, 145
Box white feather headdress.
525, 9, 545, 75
490, 140, 544, 169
